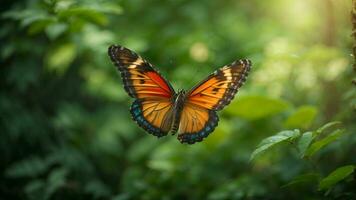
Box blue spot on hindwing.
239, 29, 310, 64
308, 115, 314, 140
205, 126, 211, 132
130, 100, 167, 138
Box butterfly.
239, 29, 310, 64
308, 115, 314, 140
108, 45, 251, 144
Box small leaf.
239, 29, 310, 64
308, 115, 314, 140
250, 129, 300, 161
282, 173, 320, 188
95, 3, 123, 15
315, 121, 341, 136
45, 22, 68, 40
45, 43, 76, 74
24, 180, 45, 199
305, 129, 344, 157
284, 106, 317, 129
297, 131, 313, 157
319, 165, 355, 190
28, 18, 56, 35
226, 95, 290, 120
5, 157, 49, 178
45, 168, 68, 200
85, 180, 111, 199
58, 7, 108, 25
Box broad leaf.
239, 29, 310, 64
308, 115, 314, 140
226, 95, 290, 120
284, 106, 317, 129
250, 129, 300, 161
319, 165, 355, 190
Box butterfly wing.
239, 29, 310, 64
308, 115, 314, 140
178, 59, 252, 144
177, 103, 219, 144
108, 45, 175, 99
187, 59, 251, 110
108, 45, 175, 137
130, 99, 174, 137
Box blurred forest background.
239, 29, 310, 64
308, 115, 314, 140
1, 0, 355, 199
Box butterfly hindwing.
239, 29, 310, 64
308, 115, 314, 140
177, 103, 219, 144
131, 99, 174, 137
187, 59, 251, 111
109, 45, 175, 137
108, 45, 175, 99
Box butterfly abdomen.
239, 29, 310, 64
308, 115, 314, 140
170, 90, 186, 134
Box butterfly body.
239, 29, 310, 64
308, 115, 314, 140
108, 45, 251, 144
171, 89, 186, 134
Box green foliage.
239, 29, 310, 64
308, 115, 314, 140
284, 106, 317, 129
45, 43, 77, 74
226, 95, 290, 120
1, 0, 354, 199
304, 129, 344, 157
252, 121, 354, 194
250, 129, 300, 161
282, 173, 320, 188
319, 165, 355, 191
297, 131, 313, 157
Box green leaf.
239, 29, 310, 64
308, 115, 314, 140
315, 121, 341, 136
284, 106, 317, 129
45, 22, 68, 40
304, 129, 344, 157
45, 168, 68, 200
297, 131, 313, 157
250, 129, 300, 161
28, 18, 56, 35
94, 3, 123, 15
226, 95, 290, 120
319, 165, 355, 190
85, 180, 111, 199
24, 180, 45, 200
282, 173, 320, 188
5, 157, 49, 178
58, 7, 108, 25
45, 43, 76, 74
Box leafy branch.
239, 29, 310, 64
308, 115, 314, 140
250, 121, 354, 192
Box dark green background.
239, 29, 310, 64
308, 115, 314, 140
1, 0, 355, 199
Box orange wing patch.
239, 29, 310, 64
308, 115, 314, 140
141, 99, 174, 132
127, 70, 172, 98
130, 99, 174, 137
177, 103, 219, 144
108, 45, 174, 99
187, 59, 251, 111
